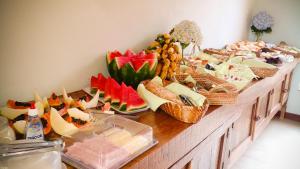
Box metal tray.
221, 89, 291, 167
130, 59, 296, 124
83, 87, 149, 114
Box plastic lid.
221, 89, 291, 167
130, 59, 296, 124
28, 108, 38, 116
0, 116, 8, 130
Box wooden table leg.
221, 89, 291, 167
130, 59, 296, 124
280, 102, 287, 120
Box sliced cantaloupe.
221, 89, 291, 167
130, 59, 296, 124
13, 120, 27, 134
0, 107, 28, 120
34, 92, 43, 102
50, 108, 78, 137
42, 97, 49, 110
67, 108, 90, 121
62, 87, 74, 106
81, 90, 100, 109
35, 101, 44, 117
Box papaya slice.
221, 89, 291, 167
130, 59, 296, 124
41, 112, 52, 135
48, 93, 61, 107
7, 100, 33, 109
65, 116, 88, 128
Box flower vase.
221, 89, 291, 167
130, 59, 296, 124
255, 32, 263, 42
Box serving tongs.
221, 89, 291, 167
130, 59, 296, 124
0, 139, 63, 157
179, 94, 197, 107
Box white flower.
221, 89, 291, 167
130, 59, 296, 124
252, 11, 274, 30
171, 20, 203, 46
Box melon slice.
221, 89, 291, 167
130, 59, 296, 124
62, 87, 74, 106
126, 87, 147, 111
119, 83, 128, 111
34, 92, 43, 103
81, 90, 100, 109
90, 75, 98, 94
35, 101, 44, 117
111, 79, 121, 105
42, 97, 50, 110
50, 108, 78, 137
115, 57, 132, 69
0, 107, 28, 120
13, 120, 26, 134
67, 108, 91, 121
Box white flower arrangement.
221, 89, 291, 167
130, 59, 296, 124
170, 20, 203, 48
251, 11, 274, 41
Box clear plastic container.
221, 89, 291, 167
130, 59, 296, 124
0, 139, 63, 169
62, 115, 156, 169
0, 116, 16, 143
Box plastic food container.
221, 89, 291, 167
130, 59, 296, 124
0, 116, 16, 143
0, 139, 63, 169
62, 115, 157, 169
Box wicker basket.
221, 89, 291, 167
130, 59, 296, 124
175, 73, 238, 105
272, 47, 300, 58
143, 80, 209, 123
250, 67, 278, 78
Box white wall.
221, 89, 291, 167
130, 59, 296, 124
0, 0, 254, 105
250, 0, 300, 115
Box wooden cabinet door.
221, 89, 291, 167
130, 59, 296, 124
227, 101, 256, 168
254, 92, 270, 126
270, 79, 284, 116
282, 72, 293, 104
169, 116, 240, 169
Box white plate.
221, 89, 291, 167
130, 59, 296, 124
83, 87, 149, 114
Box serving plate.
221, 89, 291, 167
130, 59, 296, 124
83, 87, 149, 114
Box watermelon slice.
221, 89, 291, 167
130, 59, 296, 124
90, 76, 98, 94
104, 78, 112, 102
110, 79, 121, 105
119, 83, 128, 111
126, 86, 147, 111
97, 73, 107, 97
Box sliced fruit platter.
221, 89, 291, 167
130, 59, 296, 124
0, 88, 102, 138
85, 73, 149, 114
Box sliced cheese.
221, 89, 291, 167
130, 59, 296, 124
165, 83, 206, 107
122, 136, 150, 154
137, 84, 170, 111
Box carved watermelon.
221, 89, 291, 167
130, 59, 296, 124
106, 49, 157, 88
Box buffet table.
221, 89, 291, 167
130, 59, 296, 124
119, 59, 298, 169
64, 60, 298, 169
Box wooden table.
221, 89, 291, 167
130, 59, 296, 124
69, 60, 299, 169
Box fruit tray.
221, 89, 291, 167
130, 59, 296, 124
83, 87, 150, 114
61, 115, 158, 169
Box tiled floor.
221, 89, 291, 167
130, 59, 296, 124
232, 118, 300, 169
